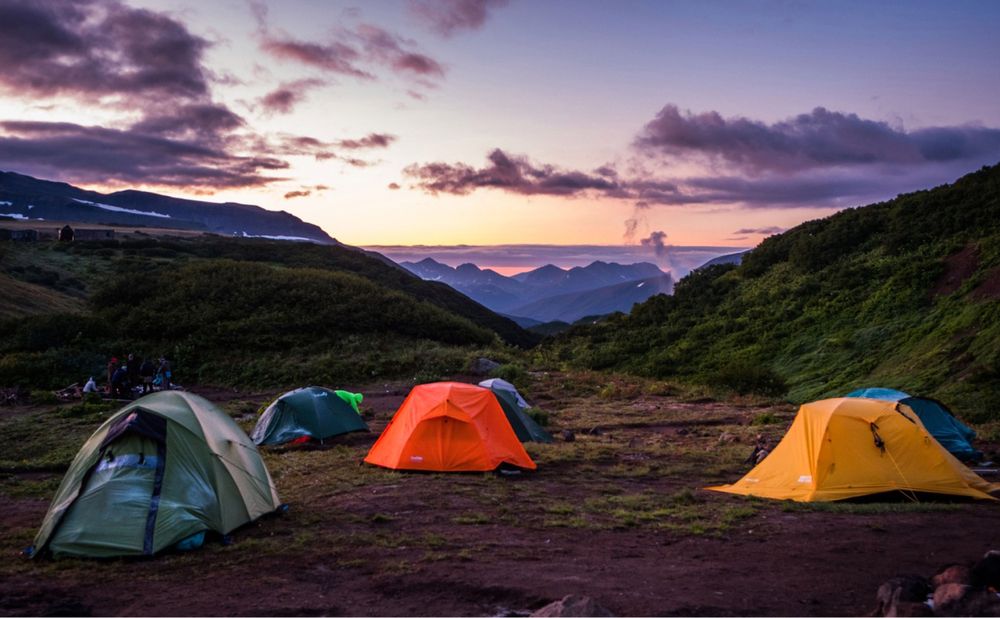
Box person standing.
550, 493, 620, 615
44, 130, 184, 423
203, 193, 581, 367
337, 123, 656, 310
106, 357, 119, 394
139, 357, 155, 394
126, 354, 140, 393
157, 357, 172, 390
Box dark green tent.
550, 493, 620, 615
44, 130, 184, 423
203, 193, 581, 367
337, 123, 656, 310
479, 378, 552, 443
33, 391, 281, 558
252, 386, 368, 446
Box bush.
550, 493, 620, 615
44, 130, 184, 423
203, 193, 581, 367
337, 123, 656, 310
491, 362, 528, 385
708, 363, 787, 397
751, 411, 780, 425
526, 407, 549, 427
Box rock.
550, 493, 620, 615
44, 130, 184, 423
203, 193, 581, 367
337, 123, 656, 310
971, 551, 1000, 590
470, 358, 502, 376
932, 564, 972, 588
932, 582, 1000, 616
874, 575, 930, 617
561, 430, 575, 443
531, 595, 613, 617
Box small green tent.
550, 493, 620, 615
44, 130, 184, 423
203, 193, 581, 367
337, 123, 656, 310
33, 391, 281, 558
479, 378, 552, 443
252, 386, 368, 446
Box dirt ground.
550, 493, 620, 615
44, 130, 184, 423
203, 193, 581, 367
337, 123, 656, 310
2, 373, 999, 617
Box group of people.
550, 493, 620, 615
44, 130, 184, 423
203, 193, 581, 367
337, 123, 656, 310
82, 354, 173, 399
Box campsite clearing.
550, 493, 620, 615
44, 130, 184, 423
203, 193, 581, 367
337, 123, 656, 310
1, 372, 999, 616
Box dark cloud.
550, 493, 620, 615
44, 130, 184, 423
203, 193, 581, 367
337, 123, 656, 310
635, 104, 1000, 174
0, 120, 287, 189
0, 0, 210, 104
130, 104, 245, 145
259, 79, 326, 115
284, 190, 310, 199
409, 0, 510, 37
336, 133, 397, 149
733, 226, 786, 235
388, 182, 401, 190
404, 149, 623, 197
640, 231, 669, 258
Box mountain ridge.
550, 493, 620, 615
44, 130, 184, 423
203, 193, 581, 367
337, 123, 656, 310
0, 170, 335, 243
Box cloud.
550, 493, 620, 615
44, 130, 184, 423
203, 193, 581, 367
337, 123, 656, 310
404, 149, 623, 197
733, 226, 785, 235
409, 0, 510, 38
336, 133, 397, 149
259, 79, 326, 114
388, 182, 401, 190
260, 37, 373, 79
0, 0, 210, 105
253, 3, 445, 89
0, 120, 287, 189
623, 200, 650, 243
640, 230, 668, 257
635, 104, 1000, 174
284, 190, 310, 199
130, 104, 245, 145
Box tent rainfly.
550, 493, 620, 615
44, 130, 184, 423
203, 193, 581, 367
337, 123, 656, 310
478, 378, 552, 443
707, 397, 999, 502
33, 391, 281, 558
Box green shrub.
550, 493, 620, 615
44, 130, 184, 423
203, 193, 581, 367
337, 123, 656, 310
751, 411, 780, 425
526, 407, 549, 427
491, 362, 528, 385
708, 363, 787, 397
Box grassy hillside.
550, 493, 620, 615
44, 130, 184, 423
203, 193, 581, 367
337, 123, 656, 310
544, 163, 1000, 421
0, 236, 534, 388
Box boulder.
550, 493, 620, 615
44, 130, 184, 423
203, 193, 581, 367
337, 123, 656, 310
874, 575, 930, 617
932, 583, 1000, 616
531, 595, 613, 617
971, 551, 1000, 590
469, 358, 502, 376
932, 564, 972, 588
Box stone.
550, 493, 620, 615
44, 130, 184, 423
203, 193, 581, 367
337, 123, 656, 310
874, 575, 929, 617
561, 430, 575, 442
470, 358, 502, 375
531, 595, 613, 617
932, 564, 972, 588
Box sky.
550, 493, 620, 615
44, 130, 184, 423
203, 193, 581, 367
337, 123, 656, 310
1, 0, 999, 268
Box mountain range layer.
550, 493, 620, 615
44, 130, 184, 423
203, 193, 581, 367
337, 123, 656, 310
400, 258, 674, 323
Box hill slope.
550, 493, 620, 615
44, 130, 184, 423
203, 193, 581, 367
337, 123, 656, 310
548, 163, 1000, 421
508, 275, 675, 323
0, 235, 536, 388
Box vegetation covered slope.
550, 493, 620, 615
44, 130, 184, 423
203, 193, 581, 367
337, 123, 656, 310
0, 235, 535, 388
544, 163, 1000, 421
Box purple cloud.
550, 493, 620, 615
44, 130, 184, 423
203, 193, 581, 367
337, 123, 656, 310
404, 149, 623, 197
0, 120, 287, 189
733, 226, 786, 235
336, 133, 398, 149
0, 0, 210, 104
635, 105, 1000, 174
409, 0, 510, 38
259, 79, 326, 115
283, 189, 311, 199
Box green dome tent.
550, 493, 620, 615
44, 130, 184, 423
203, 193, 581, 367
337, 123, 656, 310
33, 391, 281, 558
479, 378, 552, 443
251, 386, 369, 446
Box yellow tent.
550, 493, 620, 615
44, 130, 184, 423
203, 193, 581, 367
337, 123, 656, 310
707, 398, 999, 502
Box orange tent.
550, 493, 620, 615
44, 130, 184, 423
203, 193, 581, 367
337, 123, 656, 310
364, 382, 537, 472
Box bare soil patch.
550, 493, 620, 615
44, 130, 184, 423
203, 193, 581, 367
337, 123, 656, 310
1, 374, 997, 616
